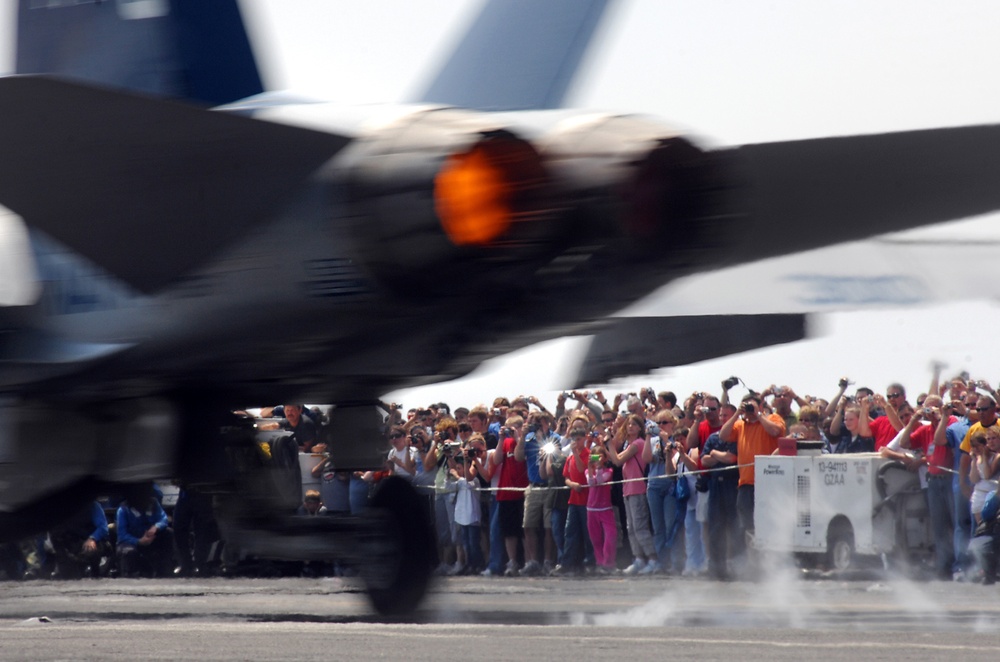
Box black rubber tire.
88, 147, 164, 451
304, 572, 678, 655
827, 523, 855, 572
364, 477, 434, 616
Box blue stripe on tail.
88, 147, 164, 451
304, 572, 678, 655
16, 0, 263, 107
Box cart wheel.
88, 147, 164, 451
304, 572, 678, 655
827, 521, 854, 572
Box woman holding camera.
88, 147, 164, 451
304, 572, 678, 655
643, 411, 684, 575
969, 426, 1000, 525
608, 414, 657, 575
431, 418, 463, 575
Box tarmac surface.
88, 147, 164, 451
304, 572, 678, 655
2, 572, 1000, 660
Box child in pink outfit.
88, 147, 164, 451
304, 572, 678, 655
586, 447, 617, 572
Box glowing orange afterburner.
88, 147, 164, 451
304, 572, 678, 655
434, 138, 546, 247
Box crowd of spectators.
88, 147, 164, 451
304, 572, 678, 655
364, 366, 1000, 582
6, 366, 1000, 584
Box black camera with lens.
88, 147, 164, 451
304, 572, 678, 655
723, 376, 740, 391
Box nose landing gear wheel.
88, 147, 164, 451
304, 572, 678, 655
363, 477, 434, 615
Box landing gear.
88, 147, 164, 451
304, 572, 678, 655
213, 478, 434, 615
202, 407, 434, 615
363, 477, 434, 615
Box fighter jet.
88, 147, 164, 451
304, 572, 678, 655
2, 0, 1000, 611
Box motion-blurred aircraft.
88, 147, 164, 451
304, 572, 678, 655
2, 0, 1000, 611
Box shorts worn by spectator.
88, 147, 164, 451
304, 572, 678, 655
522, 411, 560, 575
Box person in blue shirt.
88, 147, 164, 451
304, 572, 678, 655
521, 410, 561, 576
49, 501, 110, 578
115, 484, 173, 578
947, 391, 981, 579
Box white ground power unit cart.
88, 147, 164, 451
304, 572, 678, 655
753, 452, 934, 570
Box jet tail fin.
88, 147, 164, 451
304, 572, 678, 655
16, 0, 264, 106
414, 0, 611, 111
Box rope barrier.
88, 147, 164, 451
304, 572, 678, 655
450, 462, 753, 494
420, 455, 960, 493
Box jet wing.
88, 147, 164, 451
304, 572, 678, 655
573, 315, 807, 386
716, 125, 1000, 266
624, 216, 999, 318
0, 76, 351, 293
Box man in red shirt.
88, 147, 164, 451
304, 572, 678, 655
686, 394, 724, 455
901, 395, 958, 579
870, 385, 909, 450
490, 416, 528, 576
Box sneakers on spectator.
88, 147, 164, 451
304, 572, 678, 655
521, 560, 543, 577
640, 560, 663, 575
543, 560, 555, 575
434, 562, 451, 577
504, 560, 520, 577
447, 562, 465, 576
480, 567, 501, 577
548, 564, 574, 577
622, 559, 645, 576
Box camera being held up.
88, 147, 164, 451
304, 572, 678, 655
723, 376, 740, 391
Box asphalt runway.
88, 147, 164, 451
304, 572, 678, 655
2, 573, 1000, 660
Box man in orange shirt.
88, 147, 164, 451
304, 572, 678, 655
719, 393, 786, 546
